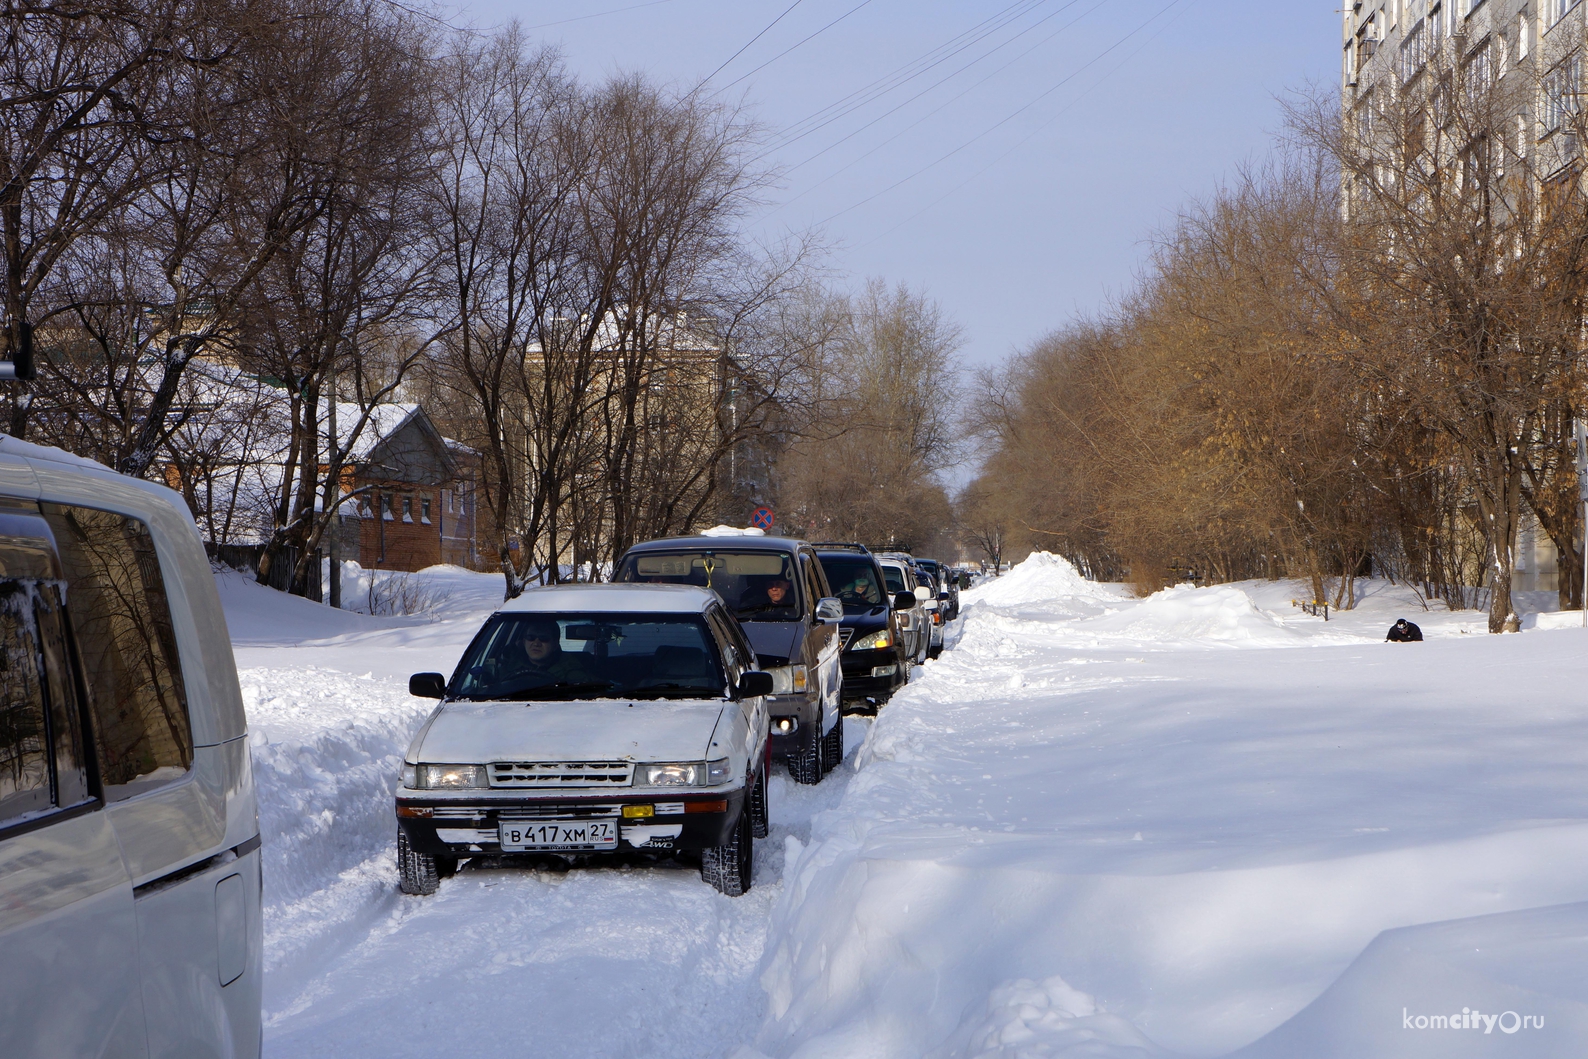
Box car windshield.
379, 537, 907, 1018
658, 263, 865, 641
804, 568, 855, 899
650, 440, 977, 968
450, 612, 725, 701
818, 556, 884, 609
615, 550, 801, 622
880, 564, 908, 595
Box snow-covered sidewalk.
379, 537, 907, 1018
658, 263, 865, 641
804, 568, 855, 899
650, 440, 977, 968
746, 556, 1588, 1057
230, 557, 1588, 1058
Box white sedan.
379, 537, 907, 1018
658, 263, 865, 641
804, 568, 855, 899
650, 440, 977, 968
396, 584, 772, 896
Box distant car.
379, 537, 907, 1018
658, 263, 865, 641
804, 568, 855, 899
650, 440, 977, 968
0, 440, 262, 1059
876, 555, 930, 664
916, 558, 959, 620
398, 584, 773, 896
613, 534, 844, 785
813, 543, 910, 712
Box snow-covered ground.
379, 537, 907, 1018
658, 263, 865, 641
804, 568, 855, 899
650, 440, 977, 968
229, 557, 1588, 1058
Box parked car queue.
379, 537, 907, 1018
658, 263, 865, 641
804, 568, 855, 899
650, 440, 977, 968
392, 532, 967, 901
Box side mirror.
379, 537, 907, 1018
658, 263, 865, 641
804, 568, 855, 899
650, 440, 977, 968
913, 585, 933, 603
737, 671, 774, 698
922, 599, 939, 612
938, 592, 951, 602
815, 597, 843, 623
409, 672, 446, 699
893, 591, 917, 611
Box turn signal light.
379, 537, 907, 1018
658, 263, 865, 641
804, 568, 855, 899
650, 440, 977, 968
685, 799, 728, 813
396, 805, 433, 818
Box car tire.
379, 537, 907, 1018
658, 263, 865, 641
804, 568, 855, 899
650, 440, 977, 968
788, 713, 824, 785
397, 829, 439, 896
701, 803, 753, 896
750, 767, 769, 838
821, 713, 843, 773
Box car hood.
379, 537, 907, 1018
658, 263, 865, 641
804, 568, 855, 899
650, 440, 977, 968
413, 699, 729, 764
842, 605, 890, 631
742, 621, 803, 667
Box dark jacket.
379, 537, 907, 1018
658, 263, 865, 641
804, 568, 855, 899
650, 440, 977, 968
1386, 620, 1423, 642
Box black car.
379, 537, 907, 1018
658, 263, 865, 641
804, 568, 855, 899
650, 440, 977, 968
812, 543, 911, 712
614, 534, 845, 783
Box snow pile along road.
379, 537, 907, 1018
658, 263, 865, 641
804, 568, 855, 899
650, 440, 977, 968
746, 554, 1588, 1058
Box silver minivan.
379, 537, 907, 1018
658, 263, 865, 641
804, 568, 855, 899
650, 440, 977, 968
0, 437, 261, 1058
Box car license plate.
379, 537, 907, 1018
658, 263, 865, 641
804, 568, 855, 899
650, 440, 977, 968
498, 819, 618, 851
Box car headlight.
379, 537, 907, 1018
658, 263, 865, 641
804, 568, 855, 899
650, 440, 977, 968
413, 763, 487, 789
768, 664, 809, 695
637, 759, 733, 786
850, 628, 891, 651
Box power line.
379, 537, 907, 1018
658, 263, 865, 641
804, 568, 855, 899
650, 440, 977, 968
809, 0, 1190, 230
521, 0, 681, 32
766, 0, 1051, 151
777, 0, 1105, 195
718, 0, 878, 93
703, 0, 807, 86
859, 0, 1195, 248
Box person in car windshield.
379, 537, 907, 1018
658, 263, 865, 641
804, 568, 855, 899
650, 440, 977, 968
738, 575, 798, 619
452, 613, 727, 700
500, 619, 594, 685
836, 569, 882, 607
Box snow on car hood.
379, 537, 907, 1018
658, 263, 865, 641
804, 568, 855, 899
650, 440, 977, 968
414, 698, 729, 764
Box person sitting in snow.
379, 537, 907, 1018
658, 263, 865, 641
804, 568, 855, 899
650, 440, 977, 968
1385, 618, 1423, 642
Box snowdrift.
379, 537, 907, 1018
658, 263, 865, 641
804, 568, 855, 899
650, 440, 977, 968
1089, 583, 1304, 646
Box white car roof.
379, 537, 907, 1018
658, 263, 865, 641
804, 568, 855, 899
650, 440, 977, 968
497, 582, 718, 615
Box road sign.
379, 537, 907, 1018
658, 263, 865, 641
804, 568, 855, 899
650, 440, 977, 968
750, 507, 775, 529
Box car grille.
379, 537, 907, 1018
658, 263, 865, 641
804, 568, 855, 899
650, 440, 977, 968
498, 804, 622, 820
839, 627, 854, 648
488, 761, 635, 787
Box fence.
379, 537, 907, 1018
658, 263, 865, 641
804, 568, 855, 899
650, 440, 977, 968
206, 542, 323, 602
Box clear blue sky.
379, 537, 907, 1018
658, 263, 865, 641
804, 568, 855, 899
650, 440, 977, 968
442, 1, 1339, 372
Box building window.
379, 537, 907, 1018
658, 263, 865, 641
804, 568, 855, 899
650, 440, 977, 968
1464, 37, 1493, 98
358, 495, 372, 519
1546, 54, 1581, 130
383, 495, 394, 521
402, 496, 413, 523
421, 497, 432, 524
1401, 19, 1426, 82
1518, 12, 1531, 59
1550, 0, 1583, 28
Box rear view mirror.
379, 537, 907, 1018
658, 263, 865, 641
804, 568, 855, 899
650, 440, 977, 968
893, 591, 917, 611
913, 585, 932, 602
737, 671, 774, 698
409, 672, 446, 699
815, 597, 843, 623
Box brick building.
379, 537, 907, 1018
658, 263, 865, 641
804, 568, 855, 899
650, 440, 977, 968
329, 404, 481, 572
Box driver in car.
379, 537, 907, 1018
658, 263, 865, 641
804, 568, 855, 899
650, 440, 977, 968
740, 575, 797, 615
501, 620, 595, 684
838, 570, 880, 605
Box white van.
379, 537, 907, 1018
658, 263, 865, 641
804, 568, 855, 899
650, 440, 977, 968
0, 437, 261, 1058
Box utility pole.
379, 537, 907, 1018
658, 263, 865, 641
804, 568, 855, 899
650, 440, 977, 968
1577, 419, 1588, 627
327, 357, 342, 609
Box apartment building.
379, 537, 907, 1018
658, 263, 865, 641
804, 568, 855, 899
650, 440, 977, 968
1344, 0, 1584, 595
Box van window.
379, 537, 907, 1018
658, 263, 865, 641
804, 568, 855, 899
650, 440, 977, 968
0, 556, 90, 829
43, 504, 192, 801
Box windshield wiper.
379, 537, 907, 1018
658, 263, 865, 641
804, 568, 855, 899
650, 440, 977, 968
629, 682, 719, 698
463, 679, 617, 701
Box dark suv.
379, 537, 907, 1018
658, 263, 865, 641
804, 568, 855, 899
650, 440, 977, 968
614, 534, 845, 783
812, 543, 910, 712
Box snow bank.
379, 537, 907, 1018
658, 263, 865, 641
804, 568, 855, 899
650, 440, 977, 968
1090, 583, 1303, 646
243, 665, 434, 983
964, 552, 1112, 611
748, 557, 1588, 1056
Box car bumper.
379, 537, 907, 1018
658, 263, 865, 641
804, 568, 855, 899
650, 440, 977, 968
395, 788, 747, 857
840, 649, 904, 703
